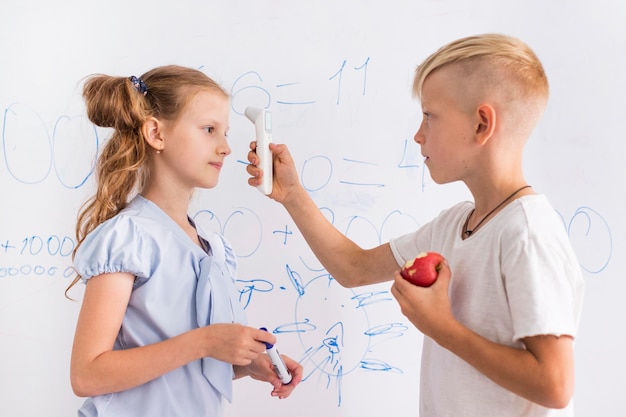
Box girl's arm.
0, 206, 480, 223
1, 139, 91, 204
70, 272, 272, 397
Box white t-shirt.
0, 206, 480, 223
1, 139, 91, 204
389, 195, 584, 417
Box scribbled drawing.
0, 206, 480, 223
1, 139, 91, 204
19, 235, 75, 257
354, 57, 370, 96
397, 138, 421, 170
329, 59, 347, 106
566, 206, 612, 274
172, 206, 417, 404
342, 210, 421, 252
421, 159, 428, 192
2, 105, 98, 188
364, 322, 409, 349
301, 155, 333, 192
329, 58, 371, 105
283, 271, 403, 406
192, 207, 263, 258
339, 158, 385, 188
2, 103, 52, 184
52, 114, 98, 189
275, 82, 317, 105
236, 279, 273, 309
249, 209, 420, 406
272, 225, 294, 245
230, 71, 271, 116
286, 264, 306, 296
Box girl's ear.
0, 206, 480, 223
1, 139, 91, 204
474, 104, 496, 145
142, 117, 165, 152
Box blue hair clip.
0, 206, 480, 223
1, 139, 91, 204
129, 75, 148, 96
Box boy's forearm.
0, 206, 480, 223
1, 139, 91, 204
282, 186, 397, 287
282, 186, 357, 285
438, 323, 574, 409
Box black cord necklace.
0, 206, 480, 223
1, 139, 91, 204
463, 185, 532, 237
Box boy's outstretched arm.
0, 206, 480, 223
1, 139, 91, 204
391, 265, 575, 409
247, 142, 399, 288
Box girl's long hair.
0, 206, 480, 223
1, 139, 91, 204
66, 65, 227, 297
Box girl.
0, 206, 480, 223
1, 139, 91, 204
67, 65, 302, 417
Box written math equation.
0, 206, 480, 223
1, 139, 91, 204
229, 58, 371, 113
0, 234, 76, 279
0, 59, 616, 281
0, 58, 422, 189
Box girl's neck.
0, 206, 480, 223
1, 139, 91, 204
141, 187, 193, 227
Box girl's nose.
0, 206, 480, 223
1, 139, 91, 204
219, 135, 231, 156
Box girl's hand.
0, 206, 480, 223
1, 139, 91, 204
236, 353, 303, 399
200, 324, 273, 366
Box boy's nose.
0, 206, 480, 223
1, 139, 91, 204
414, 129, 425, 144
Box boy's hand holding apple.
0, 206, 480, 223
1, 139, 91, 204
400, 251, 445, 287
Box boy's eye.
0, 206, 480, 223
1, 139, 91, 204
423, 112, 431, 120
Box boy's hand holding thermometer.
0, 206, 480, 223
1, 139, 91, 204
260, 327, 292, 384
244, 107, 273, 195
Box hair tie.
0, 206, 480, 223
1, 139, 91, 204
129, 75, 148, 96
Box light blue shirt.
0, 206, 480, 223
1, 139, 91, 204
74, 195, 247, 417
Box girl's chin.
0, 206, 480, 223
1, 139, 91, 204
196, 177, 219, 190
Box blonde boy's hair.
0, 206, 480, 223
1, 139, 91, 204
413, 33, 549, 104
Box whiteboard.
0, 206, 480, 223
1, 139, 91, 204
1, 1, 624, 416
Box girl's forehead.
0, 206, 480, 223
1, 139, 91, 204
168, 91, 229, 128
185, 91, 229, 114
189, 90, 229, 105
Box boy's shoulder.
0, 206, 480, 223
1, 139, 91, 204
496, 194, 566, 241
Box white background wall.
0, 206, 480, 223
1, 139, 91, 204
0, 1, 624, 416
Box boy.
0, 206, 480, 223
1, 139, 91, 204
247, 34, 584, 416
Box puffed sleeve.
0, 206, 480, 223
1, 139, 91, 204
74, 214, 157, 287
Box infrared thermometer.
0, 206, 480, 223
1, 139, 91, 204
260, 327, 292, 384
244, 107, 273, 195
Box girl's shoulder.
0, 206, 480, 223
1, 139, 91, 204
74, 199, 165, 281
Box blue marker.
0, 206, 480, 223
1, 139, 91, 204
260, 327, 292, 384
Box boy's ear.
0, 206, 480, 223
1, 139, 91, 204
142, 117, 165, 152
474, 104, 496, 145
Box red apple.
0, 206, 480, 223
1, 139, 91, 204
400, 251, 444, 287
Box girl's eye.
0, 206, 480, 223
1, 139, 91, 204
205, 126, 214, 134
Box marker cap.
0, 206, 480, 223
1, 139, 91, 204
259, 327, 274, 349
